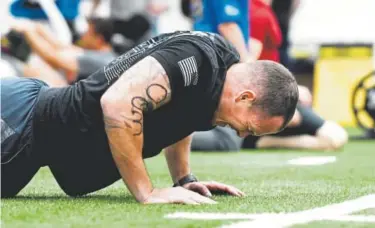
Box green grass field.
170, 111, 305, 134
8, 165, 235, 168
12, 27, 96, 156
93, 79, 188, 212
2, 130, 375, 228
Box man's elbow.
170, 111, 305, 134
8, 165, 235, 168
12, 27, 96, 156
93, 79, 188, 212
100, 93, 124, 122
317, 121, 348, 151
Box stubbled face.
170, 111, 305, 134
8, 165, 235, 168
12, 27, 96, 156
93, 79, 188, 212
217, 101, 285, 138
216, 62, 287, 137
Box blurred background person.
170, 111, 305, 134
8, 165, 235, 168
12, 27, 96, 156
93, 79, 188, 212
185, 0, 250, 62
271, 0, 300, 68
8, 0, 82, 44
6, 17, 117, 85
248, 0, 281, 62
90, 0, 168, 52
1, 20, 67, 86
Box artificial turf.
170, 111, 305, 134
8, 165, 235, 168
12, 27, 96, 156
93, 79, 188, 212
2, 133, 375, 227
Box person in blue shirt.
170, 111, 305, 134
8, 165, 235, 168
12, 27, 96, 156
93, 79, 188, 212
190, 0, 250, 62
9, 0, 80, 41
10, 0, 79, 21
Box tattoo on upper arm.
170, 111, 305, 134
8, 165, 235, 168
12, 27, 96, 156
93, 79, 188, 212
126, 84, 169, 135
103, 57, 172, 136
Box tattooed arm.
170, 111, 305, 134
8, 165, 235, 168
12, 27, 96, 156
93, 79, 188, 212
101, 56, 171, 202
100, 56, 216, 204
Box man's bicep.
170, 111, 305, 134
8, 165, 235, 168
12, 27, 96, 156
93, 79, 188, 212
106, 56, 171, 108
101, 56, 172, 135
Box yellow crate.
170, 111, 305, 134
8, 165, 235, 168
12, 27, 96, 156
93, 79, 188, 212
313, 45, 374, 127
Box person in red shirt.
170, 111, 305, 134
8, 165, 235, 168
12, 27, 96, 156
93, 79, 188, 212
249, 0, 282, 62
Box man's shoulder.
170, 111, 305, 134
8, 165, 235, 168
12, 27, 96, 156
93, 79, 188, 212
155, 31, 226, 66
172, 31, 240, 65
163, 31, 216, 44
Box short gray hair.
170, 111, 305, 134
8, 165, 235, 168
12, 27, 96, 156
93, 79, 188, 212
247, 60, 299, 130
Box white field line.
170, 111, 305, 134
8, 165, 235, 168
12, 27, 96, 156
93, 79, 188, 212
328, 215, 375, 222
165, 213, 375, 222
223, 194, 375, 228
287, 156, 336, 166
165, 194, 375, 228
165, 212, 278, 220
221, 215, 375, 228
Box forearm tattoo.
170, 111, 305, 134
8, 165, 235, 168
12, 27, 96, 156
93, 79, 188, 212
104, 57, 171, 136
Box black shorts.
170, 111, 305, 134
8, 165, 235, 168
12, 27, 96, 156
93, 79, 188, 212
1, 77, 47, 197
242, 104, 325, 149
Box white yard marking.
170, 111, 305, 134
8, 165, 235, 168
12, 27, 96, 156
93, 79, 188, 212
165, 194, 375, 228
287, 156, 336, 166
328, 215, 375, 222
165, 213, 277, 220
166, 213, 375, 223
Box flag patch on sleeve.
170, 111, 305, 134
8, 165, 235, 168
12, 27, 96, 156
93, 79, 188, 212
178, 56, 199, 86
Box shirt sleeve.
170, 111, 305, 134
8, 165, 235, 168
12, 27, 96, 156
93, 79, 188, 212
213, 0, 243, 24
150, 41, 210, 96
250, 9, 267, 42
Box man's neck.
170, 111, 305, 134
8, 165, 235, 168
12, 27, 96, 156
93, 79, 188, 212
214, 76, 235, 125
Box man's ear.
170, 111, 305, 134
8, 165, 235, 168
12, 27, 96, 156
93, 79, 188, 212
235, 90, 256, 104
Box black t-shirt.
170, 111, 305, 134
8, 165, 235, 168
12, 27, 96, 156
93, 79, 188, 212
33, 31, 239, 193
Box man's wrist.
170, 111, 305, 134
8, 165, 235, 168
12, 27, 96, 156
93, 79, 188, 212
173, 173, 198, 187
135, 185, 155, 203
138, 187, 155, 203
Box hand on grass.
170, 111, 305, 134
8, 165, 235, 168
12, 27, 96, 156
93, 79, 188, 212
142, 187, 217, 205
183, 181, 245, 198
